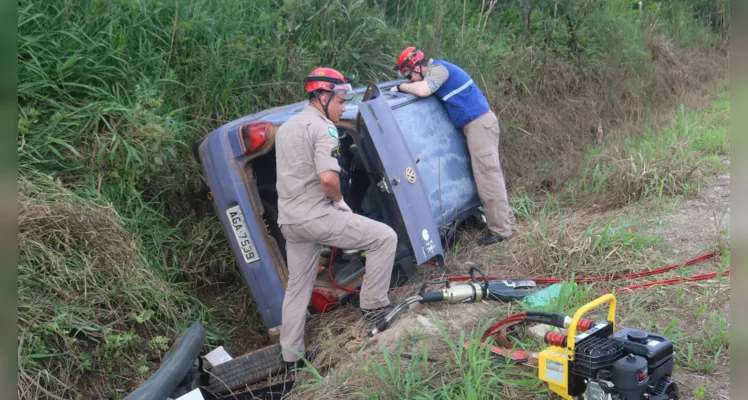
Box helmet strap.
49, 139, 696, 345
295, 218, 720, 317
312, 91, 333, 120
322, 93, 332, 120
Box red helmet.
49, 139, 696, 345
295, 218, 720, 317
304, 67, 353, 100
396, 46, 425, 76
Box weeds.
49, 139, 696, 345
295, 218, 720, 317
17, 0, 729, 397
525, 209, 662, 278
17, 172, 213, 398
564, 91, 730, 207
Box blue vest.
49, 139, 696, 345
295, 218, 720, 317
431, 60, 491, 129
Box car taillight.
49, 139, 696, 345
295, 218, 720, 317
238, 121, 271, 154
309, 288, 338, 314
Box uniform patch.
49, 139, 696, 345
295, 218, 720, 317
328, 127, 338, 138
331, 146, 340, 159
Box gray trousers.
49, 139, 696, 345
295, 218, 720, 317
463, 111, 516, 237
279, 210, 397, 362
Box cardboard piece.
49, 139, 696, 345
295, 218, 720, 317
204, 346, 233, 367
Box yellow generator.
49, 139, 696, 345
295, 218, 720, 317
538, 294, 679, 400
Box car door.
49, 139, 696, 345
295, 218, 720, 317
356, 84, 445, 266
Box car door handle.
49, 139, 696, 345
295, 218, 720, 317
377, 177, 391, 193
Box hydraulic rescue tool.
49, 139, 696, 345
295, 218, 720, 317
367, 266, 537, 336
483, 294, 679, 400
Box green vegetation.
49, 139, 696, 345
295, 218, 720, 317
564, 88, 730, 206
295, 315, 543, 399
17, 0, 728, 397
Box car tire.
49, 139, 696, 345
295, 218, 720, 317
205, 344, 286, 395
192, 137, 205, 164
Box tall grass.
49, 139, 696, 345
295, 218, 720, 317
564, 89, 730, 206
17, 0, 728, 397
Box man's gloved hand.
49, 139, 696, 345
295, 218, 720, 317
333, 199, 352, 212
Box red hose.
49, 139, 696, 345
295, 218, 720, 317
608, 270, 729, 294
328, 247, 362, 294
327, 251, 724, 309
481, 313, 527, 341
448, 252, 715, 284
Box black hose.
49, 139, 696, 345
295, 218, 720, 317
367, 295, 423, 337
525, 311, 569, 328
125, 322, 206, 400
469, 265, 490, 298
419, 279, 450, 296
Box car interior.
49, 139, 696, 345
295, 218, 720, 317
246, 125, 411, 297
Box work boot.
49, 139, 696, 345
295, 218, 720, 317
361, 305, 393, 322
478, 233, 505, 246
283, 347, 319, 374
284, 359, 305, 374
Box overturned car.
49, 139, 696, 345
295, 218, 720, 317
194, 80, 486, 332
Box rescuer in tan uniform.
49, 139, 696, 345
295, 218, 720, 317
391, 47, 516, 245
275, 68, 397, 369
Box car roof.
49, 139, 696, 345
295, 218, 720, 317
216, 80, 414, 131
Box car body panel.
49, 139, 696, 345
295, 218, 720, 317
390, 95, 482, 235
198, 126, 288, 328
357, 85, 444, 264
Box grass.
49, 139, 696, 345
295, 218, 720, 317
293, 314, 543, 400
564, 88, 730, 207
17, 172, 213, 397
16, 0, 729, 397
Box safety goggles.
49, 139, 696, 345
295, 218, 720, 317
331, 83, 353, 101
396, 69, 414, 81
305, 75, 354, 100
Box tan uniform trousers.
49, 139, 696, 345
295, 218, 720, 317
279, 210, 397, 362
463, 111, 516, 237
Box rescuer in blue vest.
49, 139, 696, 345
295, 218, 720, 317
391, 47, 516, 245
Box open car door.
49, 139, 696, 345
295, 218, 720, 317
356, 84, 445, 266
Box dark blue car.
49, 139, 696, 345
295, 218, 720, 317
195, 81, 483, 332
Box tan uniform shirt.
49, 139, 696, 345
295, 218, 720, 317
275, 105, 341, 225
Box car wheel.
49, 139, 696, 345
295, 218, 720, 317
204, 344, 286, 395
192, 137, 205, 164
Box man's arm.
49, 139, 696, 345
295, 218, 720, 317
397, 81, 432, 97
396, 64, 449, 97
312, 126, 343, 202
319, 170, 342, 202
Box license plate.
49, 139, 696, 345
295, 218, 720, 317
226, 205, 260, 264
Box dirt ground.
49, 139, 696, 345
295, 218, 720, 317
286, 155, 731, 399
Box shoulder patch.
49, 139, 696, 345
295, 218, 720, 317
328, 127, 338, 139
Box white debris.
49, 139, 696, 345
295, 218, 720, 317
417, 315, 435, 328
204, 346, 233, 367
